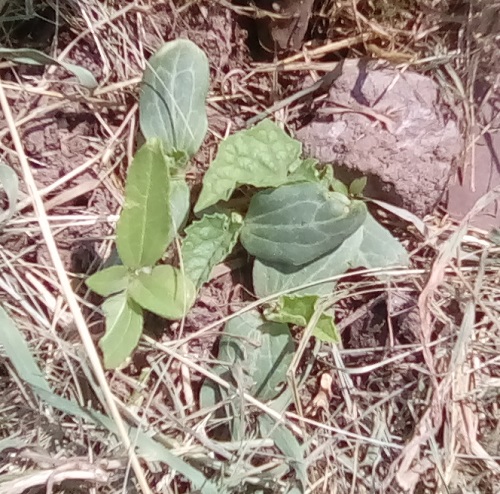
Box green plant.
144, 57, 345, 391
86, 39, 409, 378
86, 39, 211, 368
193, 119, 409, 455
80, 38, 409, 492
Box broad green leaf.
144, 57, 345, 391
195, 119, 302, 212
128, 265, 196, 319
241, 182, 367, 266
86, 266, 130, 297
264, 295, 339, 343
140, 39, 209, 158
253, 226, 364, 298
100, 293, 143, 369
167, 177, 190, 244
218, 311, 295, 401
0, 47, 97, 89
349, 176, 367, 196
116, 140, 171, 269
0, 161, 19, 226
253, 212, 408, 298
355, 213, 409, 269
181, 212, 243, 288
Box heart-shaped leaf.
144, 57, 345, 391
253, 212, 408, 299
195, 119, 302, 212
241, 182, 367, 266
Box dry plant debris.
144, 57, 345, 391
0, 1, 499, 493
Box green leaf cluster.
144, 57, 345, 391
86, 40, 248, 370
77, 38, 411, 492
85, 40, 409, 421
192, 117, 408, 489
86, 40, 215, 369
196, 119, 409, 345
86, 139, 197, 369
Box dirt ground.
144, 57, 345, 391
0, 1, 499, 493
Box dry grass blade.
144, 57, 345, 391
0, 464, 110, 494
0, 81, 151, 494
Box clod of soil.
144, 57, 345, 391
296, 60, 463, 216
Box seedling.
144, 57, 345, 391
86, 39, 409, 387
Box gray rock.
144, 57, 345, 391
446, 89, 500, 231
296, 61, 463, 216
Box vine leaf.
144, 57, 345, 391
181, 212, 243, 288
264, 295, 339, 343
195, 120, 302, 212
253, 212, 408, 298
241, 182, 367, 266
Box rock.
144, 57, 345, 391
295, 60, 463, 216
446, 89, 500, 231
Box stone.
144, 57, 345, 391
446, 91, 500, 231
295, 60, 463, 216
